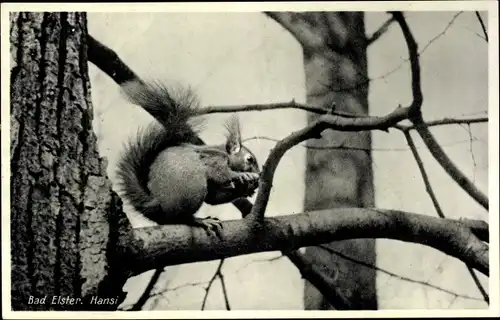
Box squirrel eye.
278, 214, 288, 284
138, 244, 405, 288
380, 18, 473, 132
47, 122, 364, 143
245, 154, 255, 164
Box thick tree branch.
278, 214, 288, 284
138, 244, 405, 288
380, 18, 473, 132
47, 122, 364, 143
229, 194, 352, 309
461, 218, 489, 242
413, 123, 489, 210
249, 106, 410, 220
391, 12, 423, 115
392, 12, 489, 210
286, 251, 353, 310
87, 35, 139, 85
118, 209, 488, 277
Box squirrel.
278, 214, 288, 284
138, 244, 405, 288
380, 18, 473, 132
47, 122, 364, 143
115, 80, 260, 236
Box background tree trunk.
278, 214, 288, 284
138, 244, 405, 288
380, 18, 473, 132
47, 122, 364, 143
10, 12, 125, 311
299, 12, 377, 310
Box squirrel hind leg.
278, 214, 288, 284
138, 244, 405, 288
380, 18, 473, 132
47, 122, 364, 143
147, 147, 208, 220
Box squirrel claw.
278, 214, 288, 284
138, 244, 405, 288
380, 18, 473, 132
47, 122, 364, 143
192, 216, 223, 237
236, 172, 259, 185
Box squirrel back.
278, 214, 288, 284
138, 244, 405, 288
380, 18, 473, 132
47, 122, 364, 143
115, 80, 260, 225
116, 80, 204, 221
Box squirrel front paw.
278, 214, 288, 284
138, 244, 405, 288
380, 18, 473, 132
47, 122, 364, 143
235, 172, 259, 197
234, 172, 259, 185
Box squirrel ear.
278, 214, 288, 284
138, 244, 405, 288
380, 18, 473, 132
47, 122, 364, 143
225, 114, 242, 154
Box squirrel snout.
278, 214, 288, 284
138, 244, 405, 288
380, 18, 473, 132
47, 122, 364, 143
251, 164, 261, 175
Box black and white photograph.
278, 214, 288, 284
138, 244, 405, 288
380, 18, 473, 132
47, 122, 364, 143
1, 1, 498, 317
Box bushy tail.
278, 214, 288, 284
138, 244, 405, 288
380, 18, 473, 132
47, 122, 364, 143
115, 79, 203, 220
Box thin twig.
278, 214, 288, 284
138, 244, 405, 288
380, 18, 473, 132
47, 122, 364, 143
463, 124, 478, 183
475, 11, 488, 42
200, 101, 361, 118
219, 272, 231, 310
419, 12, 464, 55
130, 268, 164, 310
303, 12, 464, 98
463, 26, 488, 42
233, 255, 285, 274
244, 136, 371, 152
468, 268, 490, 304
286, 251, 353, 310
399, 116, 488, 131
366, 16, 396, 45
318, 245, 485, 302
201, 260, 225, 310
351, 11, 463, 94
404, 131, 446, 218
243, 135, 483, 153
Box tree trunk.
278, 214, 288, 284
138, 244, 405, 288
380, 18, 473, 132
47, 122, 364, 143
299, 12, 377, 310
10, 12, 125, 311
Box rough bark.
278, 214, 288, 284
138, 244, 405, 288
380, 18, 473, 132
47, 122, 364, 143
266, 12, 377, 309
10, 12, 125, 311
